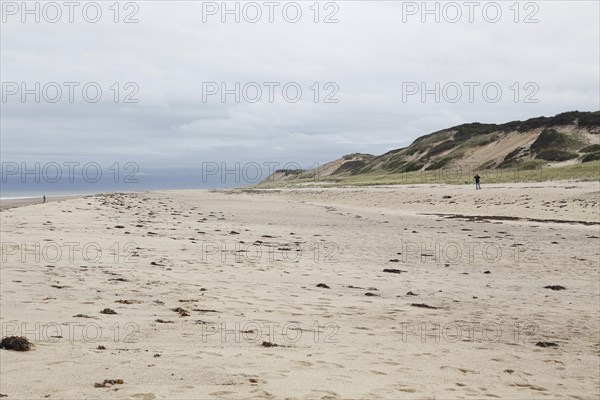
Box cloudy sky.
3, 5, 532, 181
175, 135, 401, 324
1, 0, 599, 188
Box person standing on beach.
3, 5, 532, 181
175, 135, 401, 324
43, 195, 46, 203
474, 175, 481, 190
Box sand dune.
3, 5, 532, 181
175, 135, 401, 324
0, 182, 598, 399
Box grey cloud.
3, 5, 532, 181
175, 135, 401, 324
1, 1, 598, 176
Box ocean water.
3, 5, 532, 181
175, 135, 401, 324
0, 162, 308, 199
0, 171, 255, 200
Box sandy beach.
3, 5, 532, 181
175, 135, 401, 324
0, 196, 82, 211
1, 182, 599, 399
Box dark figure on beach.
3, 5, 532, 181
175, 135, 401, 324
474, 175, 481, 190
43, 195, 46, 203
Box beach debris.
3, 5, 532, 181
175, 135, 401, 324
544, 285, 566, 291
411, 303, 438, 310
230, 231, 240, 235
442, 195, 452, 199
316, 283, 330, 289
388, 259, 400, 262
73, 314, 97, 319
192, 308, 218, 313
94, 379, 124, 388
155, 319, 174, 324
536, 341, 558, 348
484, 270, 491, 274
406, 291, 418, 296
100, 308, 117, 315
115, 299, 134, 304
383, 269, 405, 274
114, 225, 125, 229
261, 341, 278, 347
364, 292, 378, 297
172, 307, 190, 317
97, 345, 106, 350
0, 336, 33, 351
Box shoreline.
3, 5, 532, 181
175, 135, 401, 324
2, 181, 598, 222
0, 191, 148, 210
0, 193, 117, 210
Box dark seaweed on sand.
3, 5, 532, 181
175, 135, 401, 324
1, 336, 33, 351
411, 303, 438, 310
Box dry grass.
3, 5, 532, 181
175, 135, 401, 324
256, 161, 600, 188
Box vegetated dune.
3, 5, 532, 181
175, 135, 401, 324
261, 110, 600, 186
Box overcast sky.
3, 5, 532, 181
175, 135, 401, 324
1, 0, 599, 179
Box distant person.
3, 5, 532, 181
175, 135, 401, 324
43, 195, 46, 203
474, 175, 481, 190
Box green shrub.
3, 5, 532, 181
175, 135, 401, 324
453, 123, 498, 142
516, 160, 546, 170
581, 152, 600, 163
382, 155, 408, 171
550, 111, 584, 126
535, 149, 579, 161
477, 160, 496, 170
516, 116, 549, 132
580, 144, 600, 153
425, 140, 455, 157
530, 129, 581, 152
503, 147, 523, 162
402, 162, 424, 172
275, 169, 304, 176
578, 111, 600, 128
472, 134, 498, 146
425, 157, 453, 170
498, 158, 544, 170
342, 153, 374, 160
333, 160, 367, 175
499, 111, 599, 132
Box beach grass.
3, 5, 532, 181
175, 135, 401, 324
257, 161, 600, 188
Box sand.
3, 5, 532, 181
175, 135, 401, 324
0, 196, 81, 211
0, 182, 598, 399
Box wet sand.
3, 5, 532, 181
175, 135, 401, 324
0, 195, 81, 210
